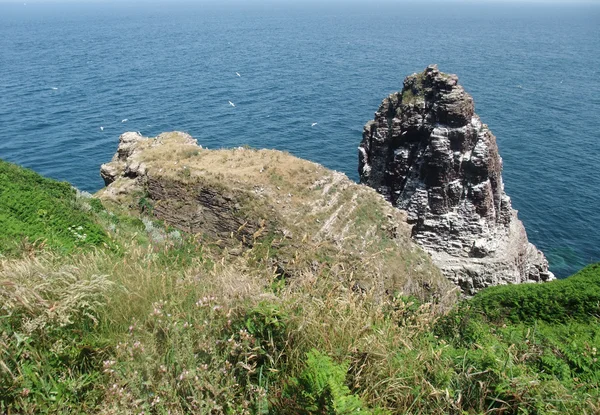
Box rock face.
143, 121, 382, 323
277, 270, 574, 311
100, 132, 269, 243
359, 65, 554, 293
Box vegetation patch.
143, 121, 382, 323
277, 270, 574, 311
401, 72, 426, 105
467, 263, 600, 323
1, 159, 599, 414
276, 349, 386, 415
0, 161, 112, 256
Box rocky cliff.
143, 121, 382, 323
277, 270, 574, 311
359, 65, 553, 293
99, 131, 455, 303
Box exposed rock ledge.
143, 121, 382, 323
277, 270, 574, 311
359, 65, 554, 294
98, 131, 455, 303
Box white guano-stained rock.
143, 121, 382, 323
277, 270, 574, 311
359, 65, 554, 294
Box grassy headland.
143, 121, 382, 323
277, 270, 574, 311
0, 160, 598, 414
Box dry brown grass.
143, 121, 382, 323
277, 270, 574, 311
98, 132, 455, 302
1, 236, 595, 414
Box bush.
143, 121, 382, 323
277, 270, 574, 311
275, 349, 384, 415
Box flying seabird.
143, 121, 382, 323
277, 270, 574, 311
229, 101, 235, 107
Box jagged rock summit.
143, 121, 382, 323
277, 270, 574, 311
359, 65, 554, 293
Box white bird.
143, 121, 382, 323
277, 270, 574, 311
100, 126, 104, 131
51, 87, 58, 90
122, 118, 128, 123
311, 122, 318, 127
236, 72, 241, 77
229, 101, 235, 107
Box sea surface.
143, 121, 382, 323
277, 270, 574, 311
0, 1, 598, 278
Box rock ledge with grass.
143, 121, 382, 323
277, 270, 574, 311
359, 65, 553, 293
98, 131, 455, 302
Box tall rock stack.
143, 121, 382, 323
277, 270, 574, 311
359, 65, 553, 293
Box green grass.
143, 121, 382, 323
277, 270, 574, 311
0, 160, 599, 414
467, 263, 600, 324
0, 160, 112, 256
433, 265, 600, 412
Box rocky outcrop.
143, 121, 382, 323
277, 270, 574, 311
101, 132, 266, 243
359, 65, 553, 294
99, 131, 456, 303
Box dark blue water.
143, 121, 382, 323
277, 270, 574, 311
1, 1, 599, 277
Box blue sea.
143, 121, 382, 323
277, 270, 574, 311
0, 1, 598, 277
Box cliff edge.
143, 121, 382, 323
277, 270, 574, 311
98, 131, 455, 302
359, 65, 553, 293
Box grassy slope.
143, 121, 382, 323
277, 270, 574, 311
468, 263, 600, 323
0, 160, 112, 255
97, 132, 453, 302
0, 161, 598, 414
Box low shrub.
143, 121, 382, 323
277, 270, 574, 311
274, 349, 384, 415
